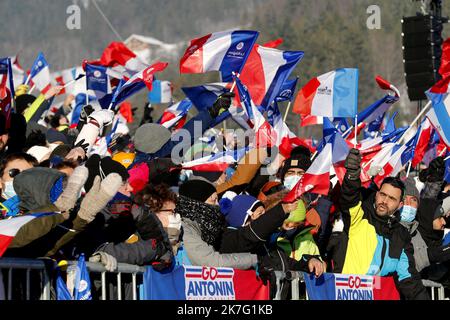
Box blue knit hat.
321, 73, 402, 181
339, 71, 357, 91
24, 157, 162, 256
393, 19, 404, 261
219, 193, 264, 228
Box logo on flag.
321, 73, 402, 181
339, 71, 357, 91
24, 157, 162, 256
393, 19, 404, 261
334, 275, 374, 300
184, 266, 235, 300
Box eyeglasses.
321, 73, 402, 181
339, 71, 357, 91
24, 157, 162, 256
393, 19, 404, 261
8, 168, 21, 178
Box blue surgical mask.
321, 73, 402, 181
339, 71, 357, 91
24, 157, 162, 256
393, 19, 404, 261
283, 175, 301, 191
400, 205, 417, 223
2, 181, 17, 200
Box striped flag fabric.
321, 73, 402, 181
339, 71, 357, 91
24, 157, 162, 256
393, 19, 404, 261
159, 99, 193, 129
10, 55, 24, 90
52, 66, 83, 95
426, 91, 450, 147
28, 52, 52, 94
411, 118, 433, 167
181, 147, 248, 172
182, 82, 231, 111
148, 80, 173, 104
85, 63, 113, 108
293, 68, 359, 118
0, 57, 15, 128
180, 30, 259, 82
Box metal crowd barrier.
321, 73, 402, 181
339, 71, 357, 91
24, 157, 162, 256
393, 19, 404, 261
0, 257, 448, 300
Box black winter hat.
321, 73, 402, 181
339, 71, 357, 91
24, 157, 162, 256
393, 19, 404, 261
280, 154, 312, 181
15, 94, 36, 115
84, 154, 130, 192
179, 179, 216, 203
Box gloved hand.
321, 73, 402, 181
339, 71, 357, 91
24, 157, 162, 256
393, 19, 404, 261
256, 254, 276, 286
420, 156, 445, 183
344, 148, 361, 180
54, 166, 88, 212
151, 240, 174, 272
89, 251, 118, 272
77, 173, 123, 222
15, 84, 30, 97
208, 92, 235, 118
427, 244, 450, 263
88, 109, 114, 127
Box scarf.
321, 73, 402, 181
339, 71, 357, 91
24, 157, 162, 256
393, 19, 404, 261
175, 195, 225, 248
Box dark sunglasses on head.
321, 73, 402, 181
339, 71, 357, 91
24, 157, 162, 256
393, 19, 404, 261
8, 168, 21, 178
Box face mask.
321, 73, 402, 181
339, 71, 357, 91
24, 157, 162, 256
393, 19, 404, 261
2, 181, 16, 200
400, 205, 417, 223
283, 175, 301, 191
168, 213, 182, 230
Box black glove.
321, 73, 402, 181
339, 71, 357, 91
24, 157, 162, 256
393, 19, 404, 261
151, 240, 173, 271
76, 104, 95, 131
344, 148, 361, 180
427, 244, 450, 263
256, 254, 276, 286
208, 92, 235, 118
422, 157, 445, 183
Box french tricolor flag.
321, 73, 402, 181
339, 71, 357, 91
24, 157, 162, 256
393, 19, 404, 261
300, 114, 323, 127
283, 143, 332, 203
10, 55, 24, 90
181, 147, 248, 172
234, 74, 277, 148
180, 30, 259, 82
85, 63, 114, 108
110, 62, 168, 110
238, 44, 303, 108
28, 52, 52, 94
52, 66, 83, 95
159, 99, 193, 129
148, 80, 173, 104
411, 118, 433, 167
426, 91, 450, 148
293, 68, 359, 118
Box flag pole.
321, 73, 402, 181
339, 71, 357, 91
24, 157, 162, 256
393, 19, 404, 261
283, 100, 292, 123
445, 155, 450, 161
353, 114, 358, 148
24, 74, 31, 86
438, 148, 447, 157
397, 101, 431, 145
28, 84, 36, 95
406, 161, 412, 178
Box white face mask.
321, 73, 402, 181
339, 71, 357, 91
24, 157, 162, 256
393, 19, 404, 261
168, 213, 182, 230
283, 175, 301, 191
2, 181, 16, 199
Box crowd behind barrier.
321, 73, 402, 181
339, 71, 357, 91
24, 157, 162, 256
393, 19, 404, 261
0, 257, 448, 300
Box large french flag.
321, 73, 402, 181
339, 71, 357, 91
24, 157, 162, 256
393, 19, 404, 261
180, 30, 259, 82
159, 99, 193, 129
29, 52, 52, 94
148, 80, 172, 104
0, 212, 59, 256
110, 62, 168, 109
238, 45, 303, 109
181, 147, 248, 172
283, 143, 332, 203
234, 74, 277, 148
426, 91, 450, 147
293, 68, 359, 118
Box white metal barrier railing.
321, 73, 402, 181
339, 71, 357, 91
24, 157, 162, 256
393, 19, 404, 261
0, 258, 447, 300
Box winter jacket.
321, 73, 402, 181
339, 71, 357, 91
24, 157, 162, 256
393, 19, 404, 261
400, 220, 430, 272
277, 227, 321, 261
216, 148, 267, 196
182, 217, 258, 269
338, 174, 429, 300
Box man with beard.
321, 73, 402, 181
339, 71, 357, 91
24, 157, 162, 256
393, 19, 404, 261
338, 148, 429, 300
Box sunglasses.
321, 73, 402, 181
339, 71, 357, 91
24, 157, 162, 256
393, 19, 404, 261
8, 168, 21, 178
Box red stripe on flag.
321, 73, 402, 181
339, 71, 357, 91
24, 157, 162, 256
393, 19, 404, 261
180, 34, 211, 74
292, 77, 320, 115
182, 162, 230, 172
0, 235, 13, 257
239, 44, 267, 106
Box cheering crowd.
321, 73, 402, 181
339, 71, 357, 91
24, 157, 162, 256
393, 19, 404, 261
0, 35, 450, 301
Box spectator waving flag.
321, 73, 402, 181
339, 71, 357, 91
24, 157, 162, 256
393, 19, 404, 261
27, 52, 52, 94
148, 80, 173, 104
234, 73, 277, 147
182, 82, 231, 111
0, 57, 15, 127
159, 99, 193, 129
180, 30, 259, 82
293, 68, 359, 118
283, 143, 332, 203
109, 62, 168, 110
426, 90, 450, 147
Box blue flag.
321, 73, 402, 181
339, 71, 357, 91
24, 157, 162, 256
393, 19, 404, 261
73, 254, 92, 300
